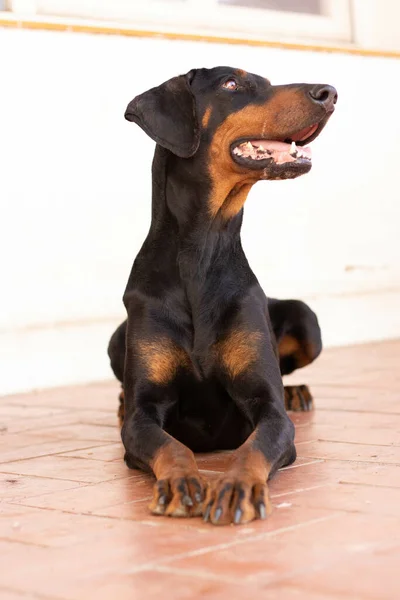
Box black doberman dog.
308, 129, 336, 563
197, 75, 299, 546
108, 67, 337, 525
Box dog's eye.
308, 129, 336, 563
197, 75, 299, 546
222, 79, 238, 91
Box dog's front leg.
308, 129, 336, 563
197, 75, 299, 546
122, 382, 206, 518
204, 328, 296, 525
121, 327, 205, 518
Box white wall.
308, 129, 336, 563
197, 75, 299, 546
1, 27, 400, 394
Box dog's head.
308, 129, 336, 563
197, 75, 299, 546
125, 67, 337, 217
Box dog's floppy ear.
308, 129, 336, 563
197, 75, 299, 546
124, 71, 200, 158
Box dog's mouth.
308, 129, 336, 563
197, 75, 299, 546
230, 122, 323, 177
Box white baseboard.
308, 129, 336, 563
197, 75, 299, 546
0, 320, 120, 396
302, 288, 400, 348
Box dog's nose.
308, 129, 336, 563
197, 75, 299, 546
308, 85, 338, 111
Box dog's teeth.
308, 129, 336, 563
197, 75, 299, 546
259, 145, 265, 151
289, 141, 298, 157
245, 142, 253, 150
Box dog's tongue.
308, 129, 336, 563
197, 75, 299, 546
290, 123, 319, 141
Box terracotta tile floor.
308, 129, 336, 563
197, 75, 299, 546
1, 340, 400, 600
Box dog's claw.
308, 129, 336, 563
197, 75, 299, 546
158, 494, 168, 506
258, 502, 267, 520
194, 492, 202, 503
213, 507, 222, 523
234, 508, 243, 524
182, 495, 193, 507
203, 504, 212, 522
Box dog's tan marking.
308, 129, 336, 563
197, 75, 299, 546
278, 334, 316, 368
233, 430, 271, 481
138, 339, 191, 385
278, 334, 300, 357
202, 105, 212, 128
207, 87, 310, 218
222, 182, 254, 221
216, 330, 262, 378
150, 437, 197, 479
149, 437, 204, 517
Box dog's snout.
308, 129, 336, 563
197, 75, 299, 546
308, 85, 338, 111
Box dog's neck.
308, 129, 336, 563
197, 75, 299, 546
128, 146, 259, 333
149, 146, 251, 279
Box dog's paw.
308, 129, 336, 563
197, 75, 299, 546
149, 471, 206, 518
202, 475, 272, 526
284, 384, 313, 411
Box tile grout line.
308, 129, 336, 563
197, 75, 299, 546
0, 470, 97, 484
0, 536, 49, 549
279, 459, 325, 470
153, 564, 242, 585
0, 442, 117, 466
5, 419, 120, 437
315, 438, 400, 447
53, 455, 122, 463
0, 468, 142, 485
271, 483, 332, 499
125, 513, 341, 575
294, 439, 320, 445
1, 500, 150, 521
246, 538, 400, 587
338, 480, 400, 490
0, 584, 69, 600
0, 402, 117, 412
316, 408, 400, 415
297, 455, 400, 466
7, 485, 152, 512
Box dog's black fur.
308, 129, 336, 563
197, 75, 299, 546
108, 67, 337, 525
